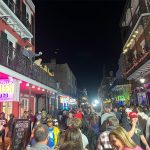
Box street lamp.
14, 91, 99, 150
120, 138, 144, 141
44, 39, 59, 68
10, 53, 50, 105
139, 77, 145, 83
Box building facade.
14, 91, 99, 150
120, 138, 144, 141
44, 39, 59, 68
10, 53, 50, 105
0, 0, 57, 119
119, 0, 150, 105
46, 59, 77, 110
46, 59, 77, 98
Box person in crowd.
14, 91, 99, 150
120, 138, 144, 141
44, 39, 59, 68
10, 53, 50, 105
5, 114, 15, 150
96, 116, 119, 150
101, 105, 116, 126
36, 110, 50, 125
109, 126, 143, 150
58, 109, 63, 122
47, 118, 60, 150
122, 111, 150, 149
0, 112, 7, 149
22, 45, 42, 62
28, 124, 51, 150
113, 107, 121, 122
66, 112, 74, 127
33, 58, 42, 67
121, 108, 132, 123
135, 106, 148, 133
72, 118, 89, 149
36, 112, 41, 122
64, 128, 83, 150
90, 112, 100, 137
74, 108, 84, 120
30, 110, 50, 145
21, 111, 28, 119
146, 114, 150, 145
59, 141, 83, 150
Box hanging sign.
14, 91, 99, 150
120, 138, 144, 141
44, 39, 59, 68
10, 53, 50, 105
0, 79, 20, 102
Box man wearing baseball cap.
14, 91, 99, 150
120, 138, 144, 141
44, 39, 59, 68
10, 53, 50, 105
122, 110, 150, 150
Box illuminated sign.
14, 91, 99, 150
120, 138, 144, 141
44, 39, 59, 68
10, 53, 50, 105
60, 96, 69, 103
0, 79, 20, 102
69, 98, 77, 104
118, 95, 125, 101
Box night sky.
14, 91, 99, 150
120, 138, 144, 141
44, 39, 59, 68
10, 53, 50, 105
33, 0, 126, 100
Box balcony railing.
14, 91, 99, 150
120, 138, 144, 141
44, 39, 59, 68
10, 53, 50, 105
109, 78, 129, 90
2, 0, 32, 32
125, 50, 150, 77
120, 0, 150, 45
0, 39, 57, 90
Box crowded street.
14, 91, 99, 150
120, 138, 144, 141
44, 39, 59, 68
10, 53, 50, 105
0, 0, 150, 149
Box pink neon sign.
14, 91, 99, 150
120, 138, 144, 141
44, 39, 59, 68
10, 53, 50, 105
0, 79, 14, 102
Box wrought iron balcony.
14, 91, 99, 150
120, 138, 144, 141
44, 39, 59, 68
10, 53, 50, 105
2, 0, 32, 33
125, 50, 150, 79
120, 0, 150, 46
0, 39, 57, 90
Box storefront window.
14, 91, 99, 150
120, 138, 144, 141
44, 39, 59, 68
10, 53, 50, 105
20, 98, 29, 118
2, 102, 12, 119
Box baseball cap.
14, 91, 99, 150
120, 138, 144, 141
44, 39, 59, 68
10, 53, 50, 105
125, 108, 132, 113
129, 112, 137, 119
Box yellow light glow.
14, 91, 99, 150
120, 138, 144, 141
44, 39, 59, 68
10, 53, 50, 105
135, 30, 138, 34
132, 34, 136, 38
130, 39, 134, 42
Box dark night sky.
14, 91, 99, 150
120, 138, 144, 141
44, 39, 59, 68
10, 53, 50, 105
33, 0, 126, 100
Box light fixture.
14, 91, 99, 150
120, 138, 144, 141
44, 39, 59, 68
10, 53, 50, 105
130, 39, 134, 42
139, 78, 145, 83
26, 83, 29, 86
32, 86, 35, 88
135, 30, 138, 34
37, 87, 40, 90
42, 89, 45, 91
123, 49, 128, 53
8, 76, 13, 81
132, 34, 136, 38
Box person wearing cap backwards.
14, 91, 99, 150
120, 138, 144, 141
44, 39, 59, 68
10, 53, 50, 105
122, 110, 150, 150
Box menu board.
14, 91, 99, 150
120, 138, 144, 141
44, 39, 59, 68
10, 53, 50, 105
12, 119, 31, 150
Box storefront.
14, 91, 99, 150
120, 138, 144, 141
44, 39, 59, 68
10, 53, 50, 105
0, 71, 57, 119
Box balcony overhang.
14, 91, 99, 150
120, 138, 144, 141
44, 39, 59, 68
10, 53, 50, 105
0, 0, 33, 39
0, 65, 57, 93
123, 13, 150, 51
127, 59, 150, 81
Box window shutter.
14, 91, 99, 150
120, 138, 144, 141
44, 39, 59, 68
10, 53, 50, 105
1, 31, 7, 41
22, 2, 26, 23
16, 0, 20, 8
31, 15, 35, 45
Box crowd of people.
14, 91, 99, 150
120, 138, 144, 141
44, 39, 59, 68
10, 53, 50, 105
0, 104, 150, 150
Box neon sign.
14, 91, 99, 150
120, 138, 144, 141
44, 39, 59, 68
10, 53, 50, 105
60, 96, 69, 103
0, 79, 14, 101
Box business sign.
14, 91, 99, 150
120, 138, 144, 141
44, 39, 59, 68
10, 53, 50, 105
0, 79, 20, 102
60, 96, 69, 103
69, 98, 77, 104
118, 95, 125, 101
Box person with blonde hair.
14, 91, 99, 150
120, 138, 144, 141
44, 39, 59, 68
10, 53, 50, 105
109, 126, 143, 150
